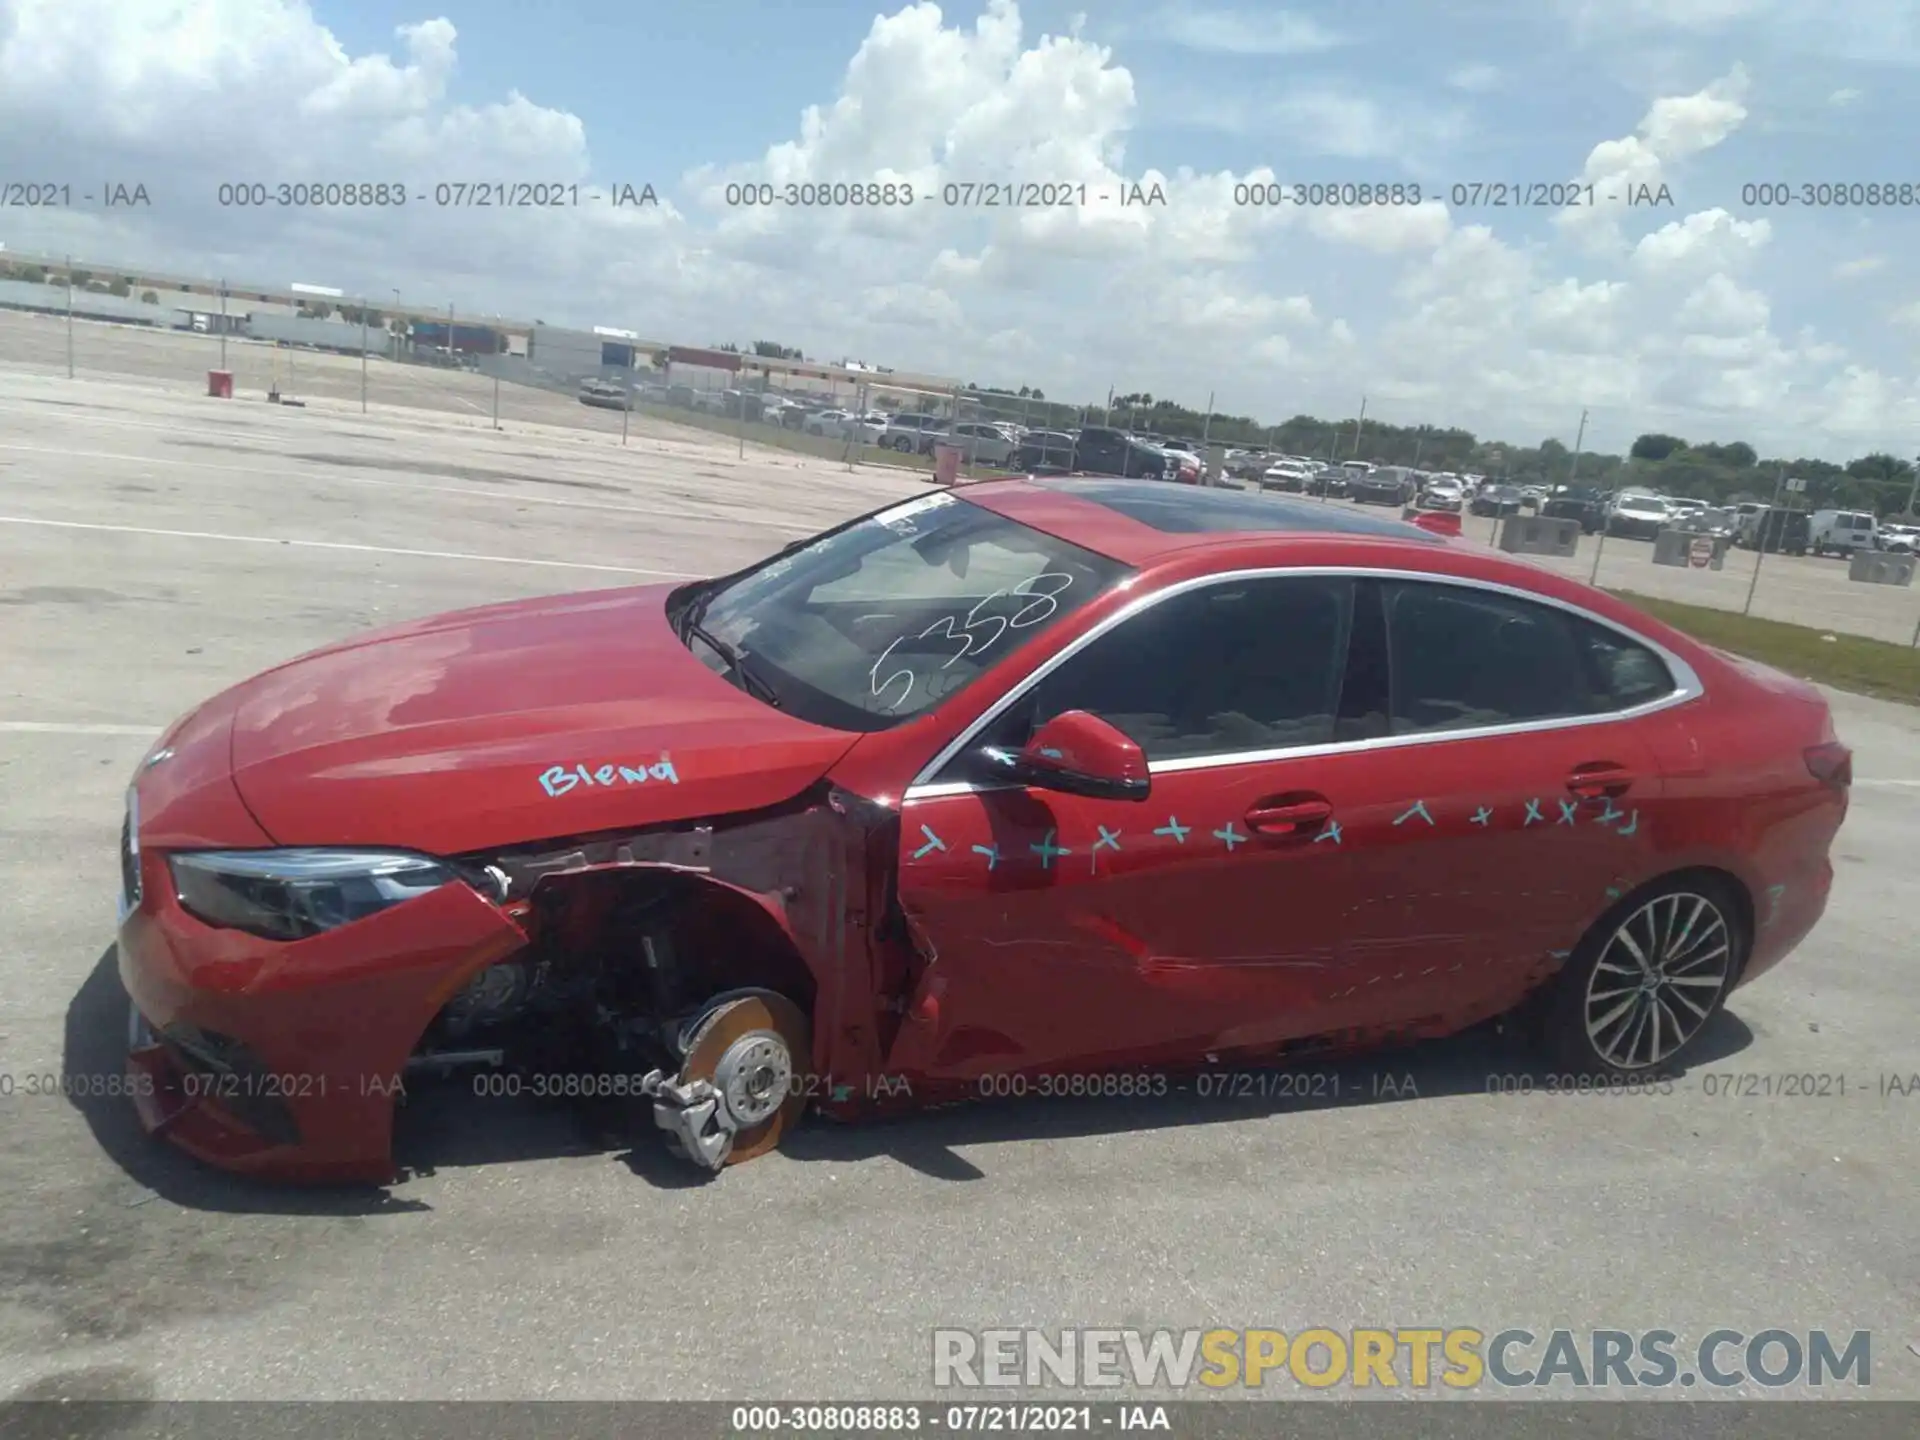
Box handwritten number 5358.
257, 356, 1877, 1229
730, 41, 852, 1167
867, 572, 1075, 710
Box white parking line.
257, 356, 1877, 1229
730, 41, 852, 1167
0, 440, 815, 535
1856, 779, 1920, 788
0, 722, 159, 736
0, 515, 693, 575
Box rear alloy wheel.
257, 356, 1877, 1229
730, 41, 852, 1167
1545, 882, 1743, 1075
677, 993, 812, 1165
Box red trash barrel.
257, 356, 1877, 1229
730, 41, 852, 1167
207, 370, 233, 398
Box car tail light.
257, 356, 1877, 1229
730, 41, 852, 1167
1804, 741, 1852, 788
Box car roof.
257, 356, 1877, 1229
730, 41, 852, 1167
948, 478, 1711, 645
952, 476, 1446, 564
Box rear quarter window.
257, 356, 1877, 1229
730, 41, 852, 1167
1382, 583, 1675, 732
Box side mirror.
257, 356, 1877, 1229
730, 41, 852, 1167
983, 710, 1150, 802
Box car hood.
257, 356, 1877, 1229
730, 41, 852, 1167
227, 583, 862, 854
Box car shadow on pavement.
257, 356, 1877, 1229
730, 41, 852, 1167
770, 1010, 1757, 1183
68, 944, 1755, 1200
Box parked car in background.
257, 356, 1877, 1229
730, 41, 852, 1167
1672, 507, 1739, 540
1011, 430, 1080, 473
1071, 427, 1195, 482
1349, 467, 1416, 506
1306, 464, 1349, 499
882, 412, 951, 454
1470, 484, 1525, 517
805, 409, 852, 437
578, 380, 633, 411
666, 384, 696, 408
1420, 476, 1466, 513
1224, 451, 1272, 483
1877, 522, 1919, 554
1606, 493, 1674, 541
1542, 487, 1609, 534
942, 422, 1018, 468
1809, 509, 1879, 558
1518, 485, 1547, 508
1737, 508, 1810, 556
1148, 442, 1205, 484
1260, 460, 1317, 493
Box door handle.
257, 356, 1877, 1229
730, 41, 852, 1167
1567, 763, 1635, 800
1246, 795, 1333, 835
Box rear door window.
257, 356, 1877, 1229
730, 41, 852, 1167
1382, 582, 1601, 733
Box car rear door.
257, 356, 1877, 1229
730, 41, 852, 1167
1315, 577, 1672, 1032
886, 574, 1372, 1079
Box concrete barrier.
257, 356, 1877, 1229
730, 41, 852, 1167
1497, 514, 1580, 557
1652, 528, 1727, 570
1847, 551, 1915, 586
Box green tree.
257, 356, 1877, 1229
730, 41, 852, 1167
1630, 433, 1686, 462
1693, 440, 1756, 468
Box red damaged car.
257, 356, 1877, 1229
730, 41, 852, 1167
118, 479, 1849, 1181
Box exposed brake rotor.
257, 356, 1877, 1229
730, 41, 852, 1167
674, 992, 811, 1167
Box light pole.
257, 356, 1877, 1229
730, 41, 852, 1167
1906, 453, 1919, 519
65, 254, 74, 378
359, 297, 368, 412
219, 277, 228, 369
1743, 465, 1788, 616
391, 289, 402, 360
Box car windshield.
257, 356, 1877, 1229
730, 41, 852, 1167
683, 492, 1130, 732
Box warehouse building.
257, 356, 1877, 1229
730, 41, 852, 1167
0, 276, 176, 325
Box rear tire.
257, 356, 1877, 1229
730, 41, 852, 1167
1541, 877, 1746, 1077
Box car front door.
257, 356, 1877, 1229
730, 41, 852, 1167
886, 573, 1371, 1080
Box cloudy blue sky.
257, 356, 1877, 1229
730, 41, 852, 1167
2, 0, 1917, 458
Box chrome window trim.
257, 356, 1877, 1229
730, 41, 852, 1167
903, 564, 1704, 799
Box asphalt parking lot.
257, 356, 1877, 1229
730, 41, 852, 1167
0, 361, 1917, 1403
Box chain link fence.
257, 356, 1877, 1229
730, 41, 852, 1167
4, 255, 1919, 648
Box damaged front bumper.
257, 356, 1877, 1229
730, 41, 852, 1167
118, 860, 528, 1184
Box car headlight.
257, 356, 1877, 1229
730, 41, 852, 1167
168, 849, 456, 941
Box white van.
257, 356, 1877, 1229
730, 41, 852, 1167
1809, 510, 1878, 557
